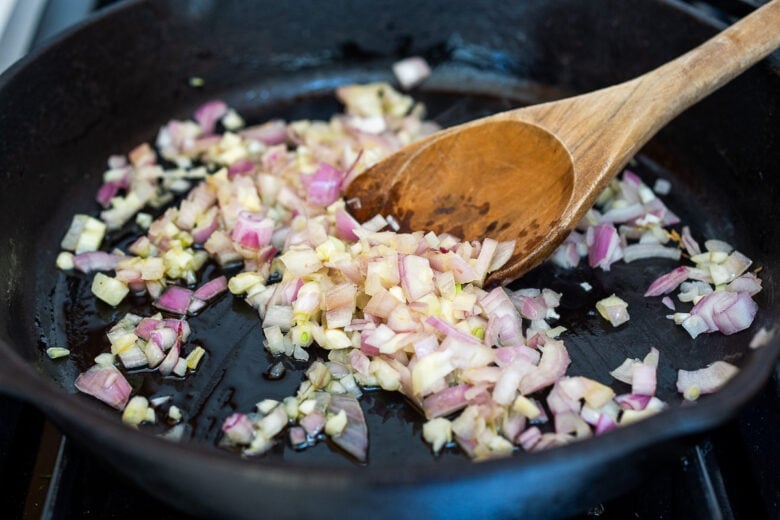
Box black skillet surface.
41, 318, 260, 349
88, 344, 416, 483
0, 0, 778, 518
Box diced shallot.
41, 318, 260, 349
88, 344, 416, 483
425, 316, 480, 345
193, 276, 228, 301
726, 273, 762, 295
676, 361, 739, 400
231, 212, 274, 250
158, 343, 181, 376
392, 56, 432, 89
645, 266, 690, 297
74, 365, 132, 410
303, 163, 344, 207
594, 413, 617, 434
222, 413, 255, 444
519, 341, 570, 395
614, 393, 652, 411
240, 120, 288, 145
518, 426, 542, 451
154, 286, 194, 315
596, 294, 630, 327
300, 411, 326, 436
587, 224, 622, 270
195, 100, 228, 134
423, 384, 470, 419
400, 255, 435, 302
334, 209, 361, 241
328, 394, 368, 462
72, 251, 122, 273
680, 226, 701, 256
622, 244, 681, 263
631, 364, 657, 396
690, 291, 758, 336
480, 288, 524, 346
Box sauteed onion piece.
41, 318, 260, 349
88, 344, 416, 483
677, 361, 739, 401
74, 365, 132, 410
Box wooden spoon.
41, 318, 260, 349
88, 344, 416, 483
345, 0, 780, 285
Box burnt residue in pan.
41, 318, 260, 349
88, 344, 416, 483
33, 85, 757, 468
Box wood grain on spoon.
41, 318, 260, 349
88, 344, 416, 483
346, 0, 780, 286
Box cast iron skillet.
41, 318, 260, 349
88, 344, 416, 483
0, 0, 778, 518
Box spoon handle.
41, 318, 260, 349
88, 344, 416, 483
511, 0, 780, 213
626, 0, 780, 139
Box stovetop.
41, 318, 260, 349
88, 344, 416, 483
0, 1, 777, 518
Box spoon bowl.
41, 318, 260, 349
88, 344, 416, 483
350, 120, 575, 282
346, 0, 780, 285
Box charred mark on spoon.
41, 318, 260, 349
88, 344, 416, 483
396, 210, 415, 232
